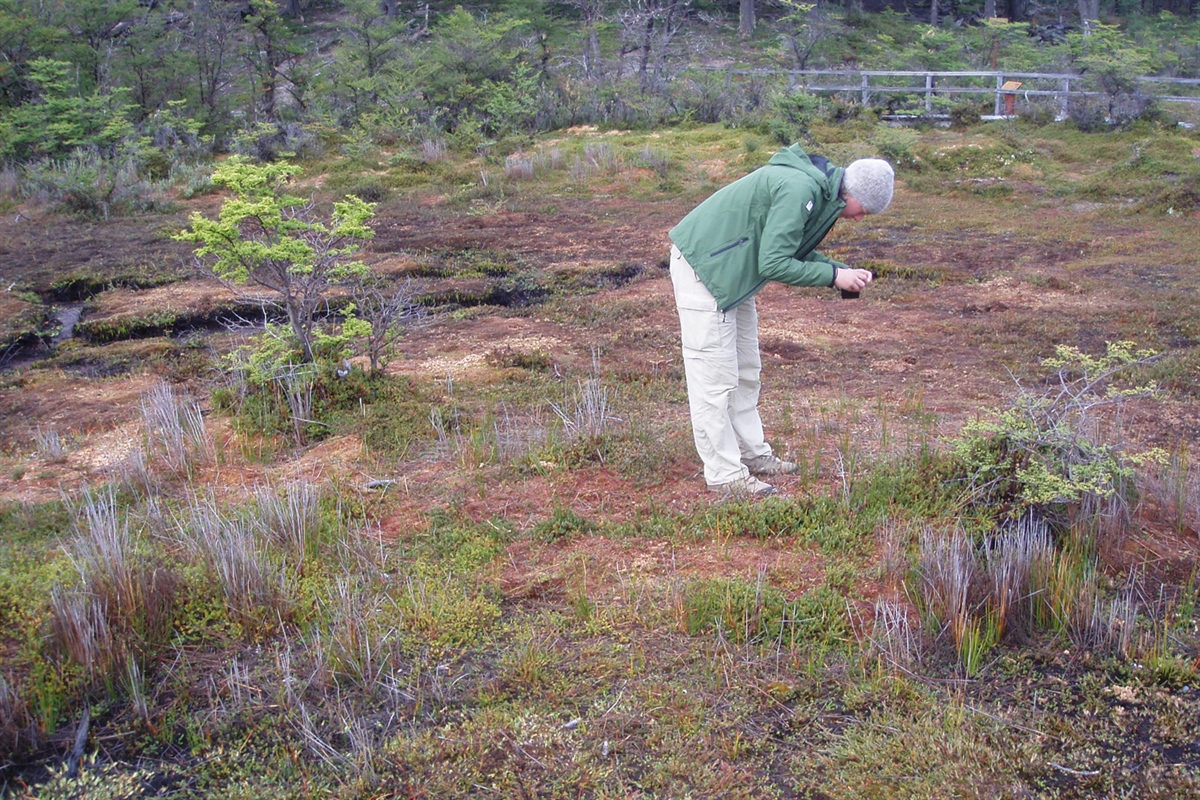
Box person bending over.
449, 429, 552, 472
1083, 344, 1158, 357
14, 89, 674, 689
668, 144, 894, 498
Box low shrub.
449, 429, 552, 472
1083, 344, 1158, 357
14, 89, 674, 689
768, 91, 822, 144
19, 150, 172, 218
678, 576, 850, 650
953, 341, 1163, 530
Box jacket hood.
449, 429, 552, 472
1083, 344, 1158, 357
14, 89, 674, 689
768, 144, 840, 201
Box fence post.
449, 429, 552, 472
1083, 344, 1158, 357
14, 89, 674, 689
925, 73, 933, 111
1059, 77, 1070, 121
994, 75, 1004, 116
862, 73, 870, 106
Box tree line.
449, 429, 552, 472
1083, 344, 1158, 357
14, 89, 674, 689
1, 0, 1197, 168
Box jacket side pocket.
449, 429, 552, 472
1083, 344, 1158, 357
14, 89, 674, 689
709, 236, 749, 258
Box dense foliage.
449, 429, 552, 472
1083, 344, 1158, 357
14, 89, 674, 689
174, 157, 375, 362
0, 0, 1197, 182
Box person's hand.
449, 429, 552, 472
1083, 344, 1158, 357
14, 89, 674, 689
834, 268, 873, 293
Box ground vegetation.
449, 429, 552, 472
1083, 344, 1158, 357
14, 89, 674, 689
0, 2, 1199, 798
0, 114, 1198, 798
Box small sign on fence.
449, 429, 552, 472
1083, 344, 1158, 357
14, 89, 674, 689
1000, 80, 1023, 116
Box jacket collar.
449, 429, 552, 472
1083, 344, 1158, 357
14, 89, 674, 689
767, 144, 840, 201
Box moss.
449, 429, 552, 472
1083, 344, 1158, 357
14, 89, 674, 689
74, 309, 182, 343
48, 267, 188, 302
0, 293, 49, 353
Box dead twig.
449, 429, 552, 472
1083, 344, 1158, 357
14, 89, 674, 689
66, 706, 90, 779
1047, 761, 1101, 777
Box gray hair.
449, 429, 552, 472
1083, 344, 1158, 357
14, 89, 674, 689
842, 159, 895, 214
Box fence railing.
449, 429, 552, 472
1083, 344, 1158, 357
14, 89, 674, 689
700, 68, 1200, 117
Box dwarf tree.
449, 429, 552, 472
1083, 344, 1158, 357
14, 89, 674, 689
955, 341, 1163, 530
175, 157, 374, 362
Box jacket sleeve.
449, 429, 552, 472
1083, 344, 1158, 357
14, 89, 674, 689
757, 179, 845, 287
806, 250, 847, 271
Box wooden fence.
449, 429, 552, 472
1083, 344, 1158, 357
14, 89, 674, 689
701, 68, 1200, 118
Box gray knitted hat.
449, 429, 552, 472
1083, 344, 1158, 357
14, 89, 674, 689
842, 158, 895, 214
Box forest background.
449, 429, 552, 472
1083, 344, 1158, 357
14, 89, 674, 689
2, 0, 1200, 178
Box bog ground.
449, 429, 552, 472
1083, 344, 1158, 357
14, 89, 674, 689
1, 123, 1200, 798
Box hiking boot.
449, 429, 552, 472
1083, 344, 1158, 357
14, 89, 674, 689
707, 475, 777, 499
743, 454, 799, 477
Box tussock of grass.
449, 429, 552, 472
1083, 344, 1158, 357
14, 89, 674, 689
179, 493, 296, 635
251, 477, 322, 562
140, 380, 212, 475
45, 488, 179, 700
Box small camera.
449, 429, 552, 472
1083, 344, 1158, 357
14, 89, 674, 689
840, 269, 875, 300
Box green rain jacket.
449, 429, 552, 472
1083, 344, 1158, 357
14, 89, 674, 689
669, 144, 849, 312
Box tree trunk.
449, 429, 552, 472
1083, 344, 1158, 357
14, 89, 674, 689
189, 0, 235, 118
261, 44, 277, 119
651, 0, 683, 87
739, 0, 755, 38
1078, 0, 1100, 32
586, 26, 602, 77
930, 0, 939, 25
585, 0, 603, 79
638, 16, 654, 85
568, 0, 606, 79
619, 0, 688, 88
984, 0, 996, 17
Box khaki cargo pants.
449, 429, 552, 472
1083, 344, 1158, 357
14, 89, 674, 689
669, 245, 774, 487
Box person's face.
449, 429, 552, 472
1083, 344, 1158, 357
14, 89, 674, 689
839, 196, 867, 221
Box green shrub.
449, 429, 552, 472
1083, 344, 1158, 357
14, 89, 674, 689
871, 125, 920, 167
680, 577, 849, 649
399, 577, 502, 655
175, 157, 375, 363
769, 91, 821, 144
356, 378, 438, 459
25, 754, 156, 800
324, 171, 393, 203
0, 59, 134, 161
954, 341, 1164, 529
680, 576, 790, 644
74, 309, 181, 343
949, 99, 988, 128
672, 70, 738, 124
19, 150, 171, 218
791, 584, 852, 649
417, 509, 512, 568
531, 507, 595, 542
914, 139, 1036, 178
219, 327, 410, 446
1066, 24, 1163, 130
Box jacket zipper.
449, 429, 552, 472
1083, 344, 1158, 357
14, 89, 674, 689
709, 237, 749, 257
796, 202, 842, 259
